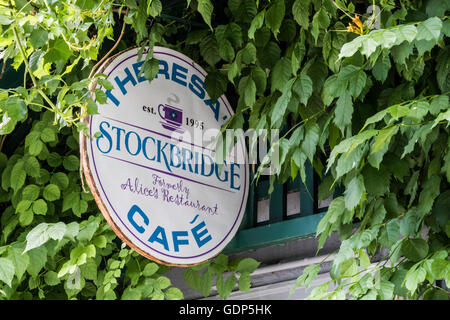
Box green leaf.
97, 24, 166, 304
402, 124, 432, 158
44, 271, 60, 286
0, 258, 15, 287
416, 17, 442, 41
423, 287, 449, 300
142, 58, 160, 83
236, 258, 260, 273
218, 39, 235, 62
358, 249, 371, 269
371, 30, 397, 49
0, 15, 13, 25
28, 140, 43, 156
143, 263, 159, 277
24, 223, 50, 253
22, 184, 40, 201
93, 235, 107, 248
338, 36, 363, 59
44, 38, 72, 64
362, 166, 390, 197
333, 90, 353, 134
10, 161, 26, 193
292, 0, 310, 29
50, 172, 70, 190
165, 287, 183, 300
241, 42, 257, 65
199, 35, 220, 66
238, 272, 251, 292
72, 199, 88, 216
269, 78, 294, 128
300, 122, 319, 163
200, 270, 212, 297
270, 57, 291, 93
405, 266, 426, 292
292, 73, 313, 106
311, 8, 330, 43
400, 208, 421, 237
47, 152, 62, 168
426, 0, 450, 17
30, 29, 49, 49
379, 219, 400, 249
16, 200, 32, 214
436, 47, 450, 92
248, 10, 265, 39
97, 78, 114, 91
32, 199, 48, 215
0, 114, 17, 135
391, 268, 408, 297
394, 25, 417, 44
402, 238, 429, 262
378, 280, 395, 300
5, 97, 27, 122
121, 287, 142, 300
19, 210, 34, 226
222, 273, 237, 299
86, 98, 99, 115
7, 244, 29, 281
316, 197, 345, 235
204, 71, 227, 103
47, 222, 67, 241
77, 220, 99, 242
197, 0, 213, 30
371, 126, 399, 155
26, 245, 47, 277
43, 184, 60, 201
80, 258, 97, 281
291, 264, 320, 294
238, 76, 256, 107
372, 54, 391, 83
183, 269, 201, 291
265, 0, 285, 37
251, 66, 267, 95
407, 101, 429, 122
156, 276, 171, 290
322, 75, 346, 106
148, 0, 162, 17
259, 41, 281, 69
344, 175, 365, 211
339, 257, 358, 278
25, 156, 40, 177
94, 89, 107, 104
75, 0, 95, 10
64, 222, 80, 241
63, 155, 79, 171
348, 69, 367, 98
429, 95, 449, 116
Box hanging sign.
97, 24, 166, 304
80, 47, 249, 266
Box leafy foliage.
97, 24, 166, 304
0, 0, 449, 300
0, 0, 261, 300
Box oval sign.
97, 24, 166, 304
80, 47, 249, 266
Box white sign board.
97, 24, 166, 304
80, 47, 249, 266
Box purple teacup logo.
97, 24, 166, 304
158, 104, 184, 133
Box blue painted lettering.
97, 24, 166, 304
132, 61, 147, 83
127, 204, 149, 234
172, 231, 189, 252
96, 121, 112, 153
114, 67, 137, 95
148, 226, 170, 251
191, 221, 212, 248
